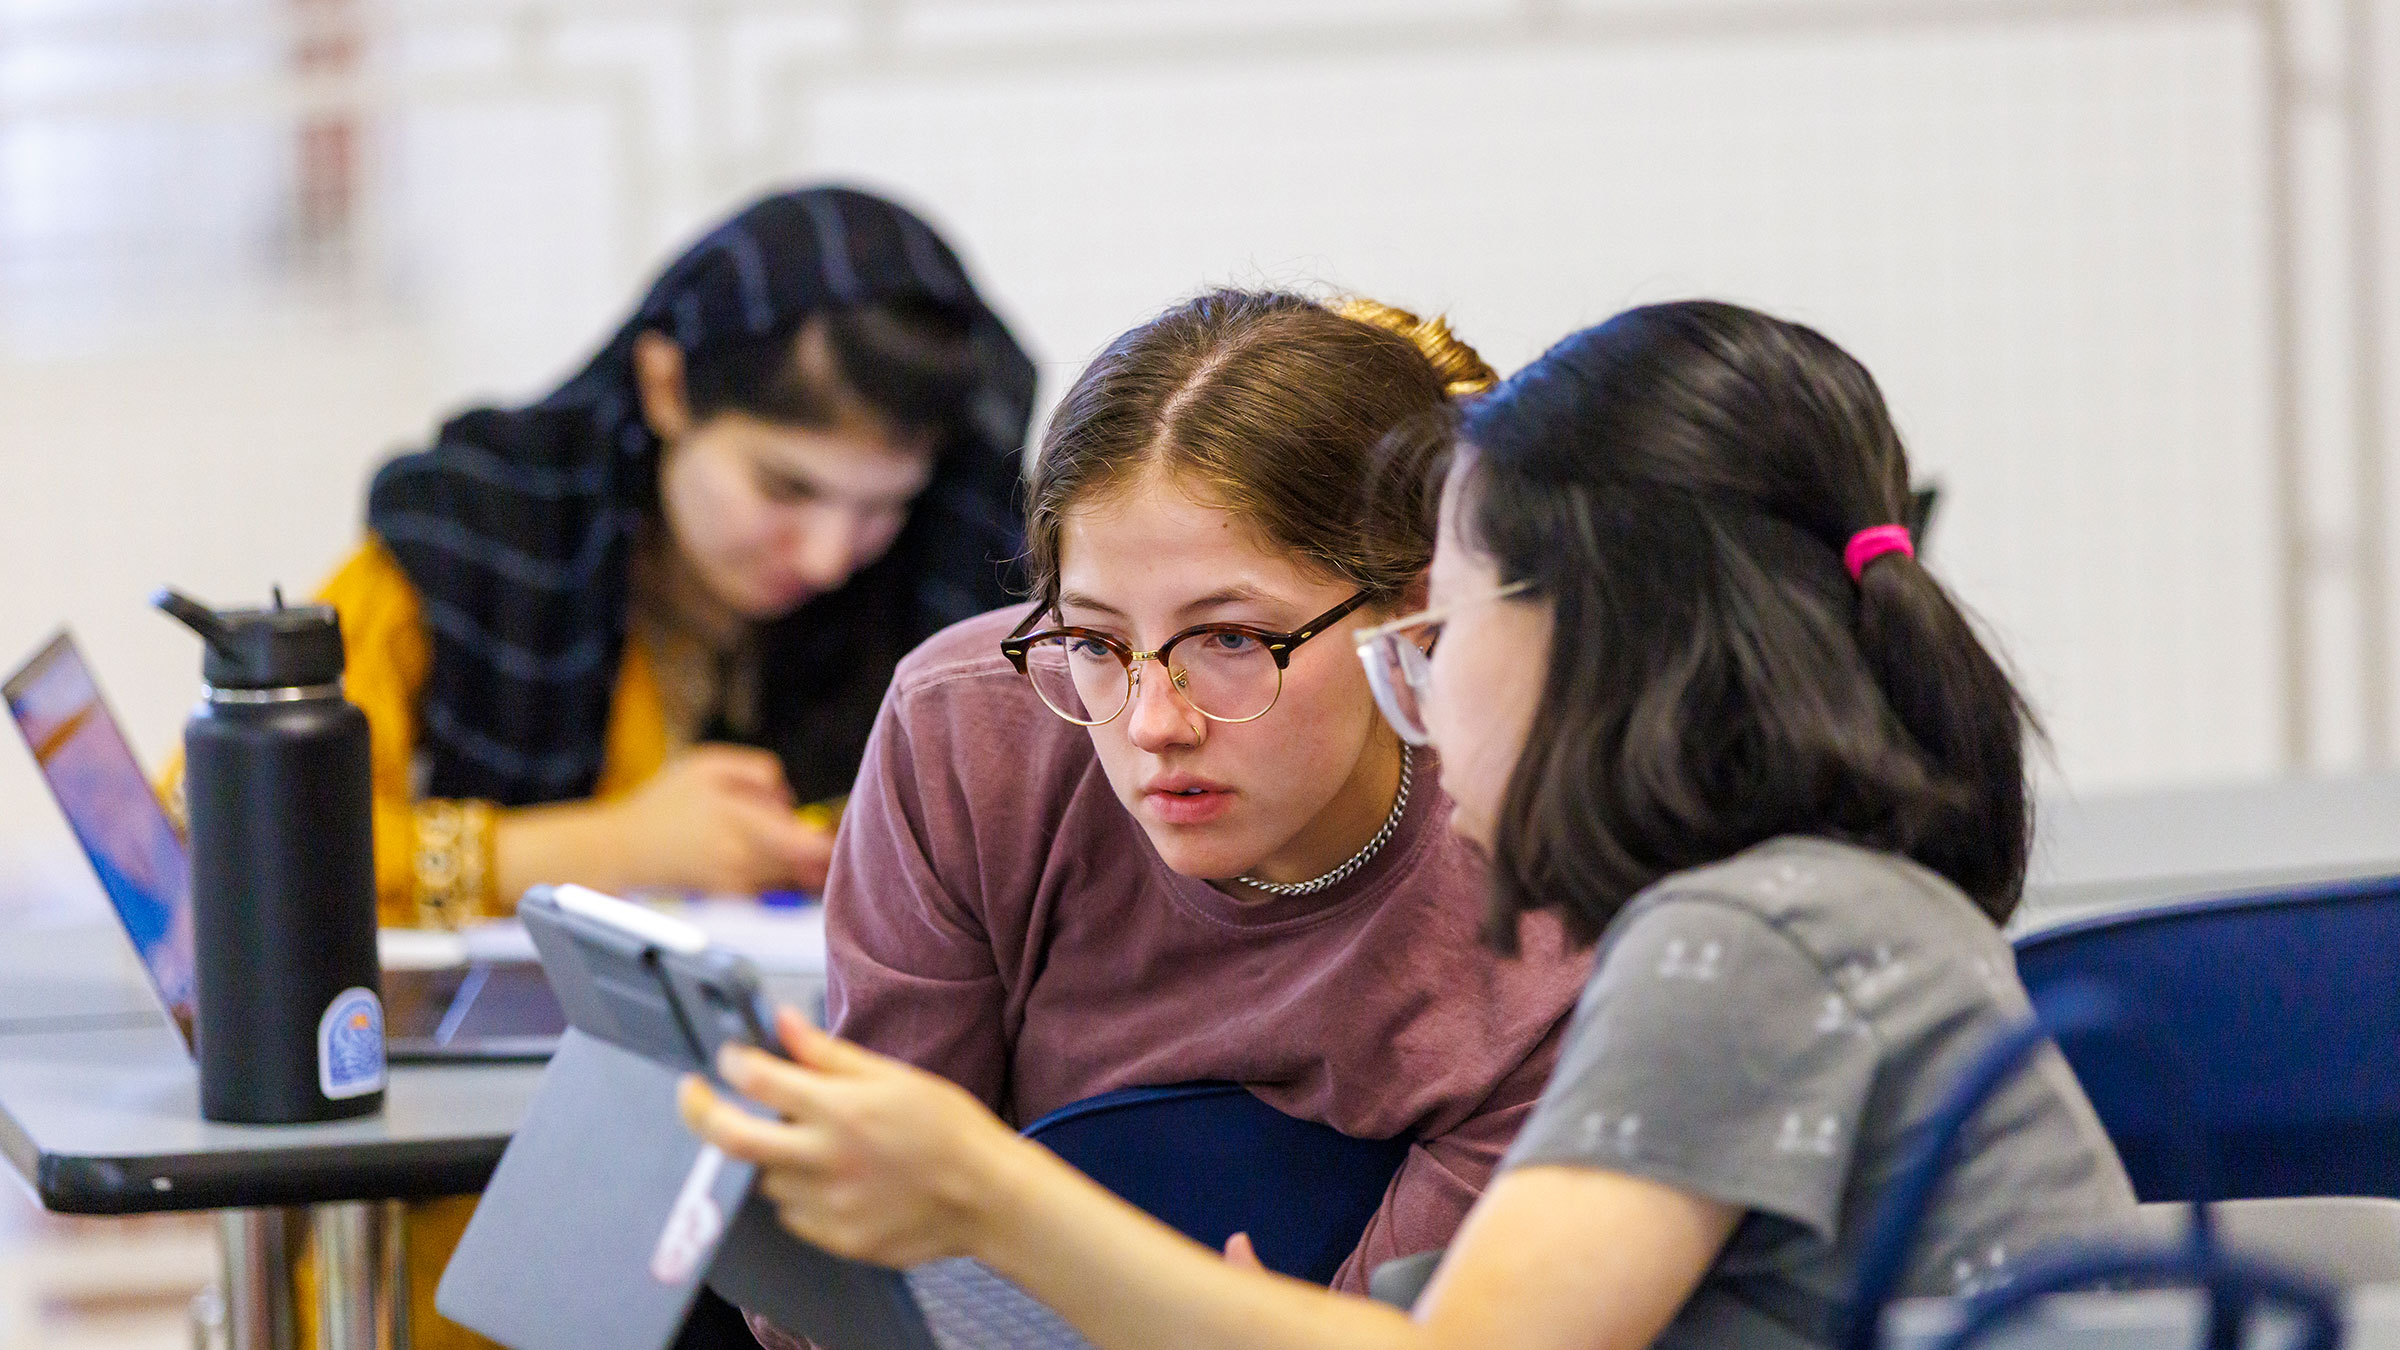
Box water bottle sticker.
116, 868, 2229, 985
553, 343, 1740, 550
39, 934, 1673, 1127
318, 986, 385, 1100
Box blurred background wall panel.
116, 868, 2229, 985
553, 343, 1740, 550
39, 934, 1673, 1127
0, 0, 2383, 856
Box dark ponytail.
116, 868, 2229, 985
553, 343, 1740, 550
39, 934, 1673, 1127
1850, 541, 2034, 914
1447, 300, 2034, 951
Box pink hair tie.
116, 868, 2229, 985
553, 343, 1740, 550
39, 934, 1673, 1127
1843, 524, 1915, 581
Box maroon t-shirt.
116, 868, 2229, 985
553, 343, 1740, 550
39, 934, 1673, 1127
825, 605, 1590, 1290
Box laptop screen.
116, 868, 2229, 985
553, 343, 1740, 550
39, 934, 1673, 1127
4, 632, 198, 1043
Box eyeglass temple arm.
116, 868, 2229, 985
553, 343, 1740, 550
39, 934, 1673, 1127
1262, 591, 1375, 664
1004, 599, 1052, 640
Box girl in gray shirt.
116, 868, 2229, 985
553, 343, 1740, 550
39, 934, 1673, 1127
683, 299, 2138, 1349
1500, 836, 2132, 1347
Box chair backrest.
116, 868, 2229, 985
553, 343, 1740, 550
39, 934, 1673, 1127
1020, 1081, 1412, 1286
2013, 875, 2400, 1200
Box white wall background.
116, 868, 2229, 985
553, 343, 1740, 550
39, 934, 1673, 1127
0, 0, 2392, 861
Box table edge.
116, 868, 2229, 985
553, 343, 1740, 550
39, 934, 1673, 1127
32, 1136, 508, 1214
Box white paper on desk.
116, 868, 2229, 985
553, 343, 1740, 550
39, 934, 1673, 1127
374, 923, 534, 970
667, 900, 826, 975
459, 920, 541, 965
383, 899, 825, 976
378, 927, 469, 970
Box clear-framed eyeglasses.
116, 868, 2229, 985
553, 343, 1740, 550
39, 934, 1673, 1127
1353, 580, 1536, 746
1001, 591, 1372, 727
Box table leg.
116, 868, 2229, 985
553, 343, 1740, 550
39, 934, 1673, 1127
384, 1200, 410, 1350
312, 1200, 407, 1350
217, 1208, 296, 1350
215, 1202, 408, 1350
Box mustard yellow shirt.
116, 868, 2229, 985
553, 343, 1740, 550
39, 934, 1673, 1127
321, 536, 670, 928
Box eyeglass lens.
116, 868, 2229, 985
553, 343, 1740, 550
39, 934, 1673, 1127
1019, 631, 1287, 725
1358, 630, 1436, 745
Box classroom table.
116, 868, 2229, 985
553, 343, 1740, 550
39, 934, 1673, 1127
0, 898, 827, 1350
0, 913, 542, 1350
2019, 770, 2400, 922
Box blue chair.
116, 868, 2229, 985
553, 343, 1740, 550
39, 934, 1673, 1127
1844, 983, 2346, 1350
2012, 874, 2400, 1201
1021, 1081, 1412, 1285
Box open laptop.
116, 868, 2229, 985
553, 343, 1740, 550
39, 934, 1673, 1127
3, 630, 566, 1062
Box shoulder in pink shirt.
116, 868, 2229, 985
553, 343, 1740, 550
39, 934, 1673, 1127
825, 605, 1591, 1290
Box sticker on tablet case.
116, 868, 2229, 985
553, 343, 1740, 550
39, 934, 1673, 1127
652, 1144, 729, 1284
317, 986, 386, 1100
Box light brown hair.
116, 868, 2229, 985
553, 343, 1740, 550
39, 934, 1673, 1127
1026, 289, 1495, 607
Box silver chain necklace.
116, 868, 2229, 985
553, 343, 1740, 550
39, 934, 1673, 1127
1237, 751, 1413, 897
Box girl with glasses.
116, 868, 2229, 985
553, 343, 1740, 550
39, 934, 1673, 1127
686, 300, 2137, 1349
751, 288, 1595, 1314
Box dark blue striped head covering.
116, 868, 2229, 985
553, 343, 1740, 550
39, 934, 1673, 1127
366, 186, 1035, 807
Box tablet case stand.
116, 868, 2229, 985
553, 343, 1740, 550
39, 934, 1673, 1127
436, 1029, 941, 1350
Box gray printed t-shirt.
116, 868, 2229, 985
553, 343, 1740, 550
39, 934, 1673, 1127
1500, 837, 2137, 1348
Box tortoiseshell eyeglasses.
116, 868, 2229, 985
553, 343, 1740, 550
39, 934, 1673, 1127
1001, 592, 1371, 726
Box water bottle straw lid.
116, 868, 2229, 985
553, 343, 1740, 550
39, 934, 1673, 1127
154, 586, 347, 690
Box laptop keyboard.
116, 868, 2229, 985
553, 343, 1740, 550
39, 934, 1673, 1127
908, 1259, 1093, 1350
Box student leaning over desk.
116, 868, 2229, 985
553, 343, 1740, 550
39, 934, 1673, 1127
168, 186, 1033, 1350
687, 301, 2141, 1350
298, 185, 1031, 931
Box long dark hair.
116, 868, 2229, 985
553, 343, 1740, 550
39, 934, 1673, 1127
1448, 300, 2033, 950
680, 297, 983, 444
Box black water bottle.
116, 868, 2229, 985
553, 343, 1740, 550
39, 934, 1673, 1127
158, 587, 385, 1123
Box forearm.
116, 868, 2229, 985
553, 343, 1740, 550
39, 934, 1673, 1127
699, 1024, 1721, 1350
973, 1134, 1425, 1350
490, 798, 628, 904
